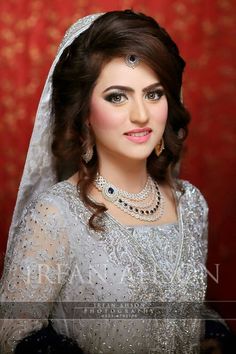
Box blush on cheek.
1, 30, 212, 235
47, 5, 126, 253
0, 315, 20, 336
89, 101, 122, 129
161, 106, 168, 123
152, 102, 168, 124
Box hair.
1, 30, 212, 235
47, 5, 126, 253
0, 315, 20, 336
51, 9, 190, 232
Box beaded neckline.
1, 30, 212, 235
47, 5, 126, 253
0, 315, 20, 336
63, 180, 179, 229
62, 180, 184, 283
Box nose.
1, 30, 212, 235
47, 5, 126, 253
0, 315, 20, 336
130, 98, 149, 124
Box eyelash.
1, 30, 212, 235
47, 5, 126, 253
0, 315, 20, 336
105, 92, 127, 104
104, 89, 164, 104
145, 89, 164, 101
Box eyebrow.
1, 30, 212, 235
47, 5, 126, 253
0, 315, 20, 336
102, 82, 162, 94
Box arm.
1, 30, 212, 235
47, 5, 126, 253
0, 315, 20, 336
0, 194, 71, 353
201, 193, 208, 266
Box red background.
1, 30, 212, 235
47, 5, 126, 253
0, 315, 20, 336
0, 0, 236, 332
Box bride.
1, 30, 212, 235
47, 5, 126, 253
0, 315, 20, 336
0, 10, 208, 353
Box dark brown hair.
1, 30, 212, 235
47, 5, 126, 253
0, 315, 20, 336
52, 9, 190, 231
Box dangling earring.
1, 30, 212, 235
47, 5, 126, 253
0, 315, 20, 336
155, 138, 165, 157
82, 144, 94, 163
82, 121, 95, 163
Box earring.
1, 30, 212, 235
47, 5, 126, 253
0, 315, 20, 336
82, 144, 94, 163
155, 138, 165, 157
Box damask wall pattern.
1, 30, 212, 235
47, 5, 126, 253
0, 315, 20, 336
0, 0, 235, 332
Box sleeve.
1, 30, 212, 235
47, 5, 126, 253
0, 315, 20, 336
0, 194, 72, 353
180, 179, 209, 265
199, 189, 208, 266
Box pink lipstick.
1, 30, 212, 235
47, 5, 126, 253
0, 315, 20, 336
124, 128, 152, 143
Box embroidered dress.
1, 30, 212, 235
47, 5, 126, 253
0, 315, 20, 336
0, 179, 208, 353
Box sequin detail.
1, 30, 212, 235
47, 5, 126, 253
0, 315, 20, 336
0, 180, 208, 353
57, 14, 103, 55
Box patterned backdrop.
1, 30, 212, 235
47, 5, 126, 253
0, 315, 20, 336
0, 0, 236, 332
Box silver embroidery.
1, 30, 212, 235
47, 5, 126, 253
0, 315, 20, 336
57, 14, 104, 55
0, 180, 208, 353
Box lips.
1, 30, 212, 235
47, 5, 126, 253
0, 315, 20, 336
124, 128, 152, 144
124, 128, 152, 136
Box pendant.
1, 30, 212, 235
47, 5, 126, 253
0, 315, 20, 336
102, 184, 119, 202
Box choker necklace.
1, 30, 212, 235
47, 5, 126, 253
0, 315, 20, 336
94, 173, 164, 222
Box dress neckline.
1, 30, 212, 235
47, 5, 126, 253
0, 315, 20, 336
62, 179, 185, 283
63, 179, 180, 229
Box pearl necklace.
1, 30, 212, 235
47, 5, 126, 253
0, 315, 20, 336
94, 173, 164, 222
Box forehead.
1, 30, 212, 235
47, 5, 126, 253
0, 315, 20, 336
94, 57, 159, 90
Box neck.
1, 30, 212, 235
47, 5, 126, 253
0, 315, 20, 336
98, 156, 148, 194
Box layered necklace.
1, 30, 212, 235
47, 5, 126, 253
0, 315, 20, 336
94, 173, 164, 222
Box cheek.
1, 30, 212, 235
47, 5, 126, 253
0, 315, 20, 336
160, 101, 168, 124
89, 100, 122, 130
152, 99, 168, 124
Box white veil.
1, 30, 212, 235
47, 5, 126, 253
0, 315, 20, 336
6, 13, 103, 256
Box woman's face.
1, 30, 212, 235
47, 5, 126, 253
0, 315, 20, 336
88, 57, 168, 163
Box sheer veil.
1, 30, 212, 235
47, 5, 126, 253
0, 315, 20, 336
5, 13, 103, 259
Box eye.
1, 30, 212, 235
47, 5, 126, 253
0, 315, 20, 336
145, 89, 164, 101
104, 92, 127, 104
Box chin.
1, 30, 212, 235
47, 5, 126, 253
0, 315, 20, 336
123, 154, 151, 161
126, 149, 155, 160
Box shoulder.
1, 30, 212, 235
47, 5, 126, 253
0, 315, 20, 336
25, 180, 92, 232
21, 181, 80, 226
42, 180, 78, 200
32, 180, 79, 208
176, 179, 208, 216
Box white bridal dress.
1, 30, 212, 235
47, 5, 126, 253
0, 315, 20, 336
0, 12, 209, 354
0, 179, 208, 353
